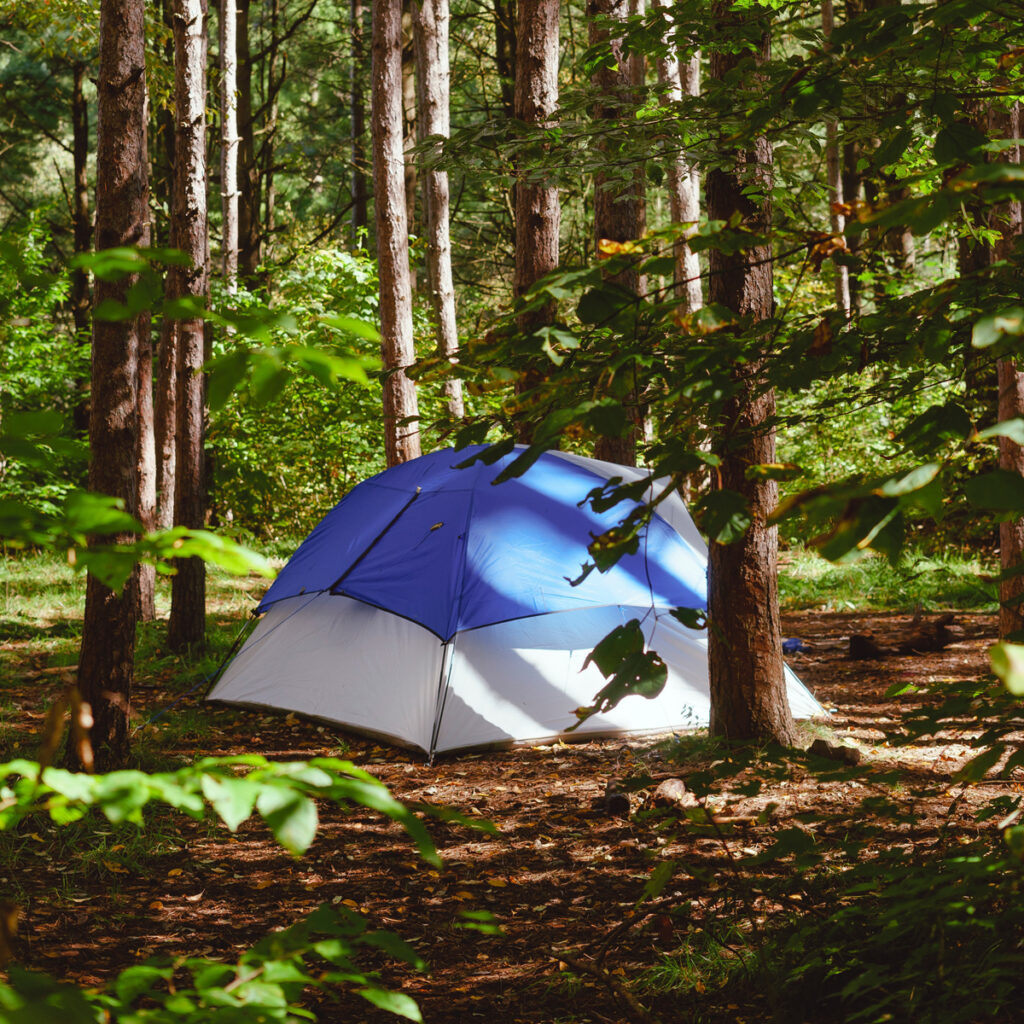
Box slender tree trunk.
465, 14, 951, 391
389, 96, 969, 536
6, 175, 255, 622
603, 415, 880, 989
236, 0, 261, 278
262, 0, 281, 259
401, 4, 418, 248
135, 257, 157, 620
705, 6, 796, 746
589, 0, 646, 466
373, 0, 421, 465
650, 0, 701, 310
351, 0, 369, 241
996, 103, 1024, 637
413, 0, 463, 420
154, 319, 178, 528
822, 0, 850, 315
493, 0, 516, 120
72, 0, 149, 772
512, 0, 560, 443
71, 61, 93, 436
221, 0, 239, 287
167, 0, 210, 651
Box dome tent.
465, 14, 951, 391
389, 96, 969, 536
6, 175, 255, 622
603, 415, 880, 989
208, 446, 822, 756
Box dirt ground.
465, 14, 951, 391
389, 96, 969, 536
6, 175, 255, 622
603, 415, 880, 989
5, 609, 1015, 1022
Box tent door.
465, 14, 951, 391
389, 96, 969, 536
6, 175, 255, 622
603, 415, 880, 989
428, 638, 456, 764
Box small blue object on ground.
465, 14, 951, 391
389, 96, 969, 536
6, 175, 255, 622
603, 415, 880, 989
782, 637, 810, 654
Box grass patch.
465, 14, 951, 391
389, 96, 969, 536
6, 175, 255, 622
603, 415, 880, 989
778, 547, 997, 612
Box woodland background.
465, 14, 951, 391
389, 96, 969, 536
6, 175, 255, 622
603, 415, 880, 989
2, 0, 1024, 1020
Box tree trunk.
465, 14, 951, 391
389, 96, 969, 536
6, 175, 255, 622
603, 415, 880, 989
236, 0, 261, 278
589, 0, 646, 466
401, 4, 418, 247
373, 0, 421, 465
135, 296, 157, 622
167, 0, 210, 651
221, 0, 239, 287
995, 103, 1024, 637
822, 0, 850, 315
72, 0, 149, 772
154, 319, 177, 529
650, 0, 701, 311
413, 0, 464, 420
70, 60, 92, 437
493, 0, 516, 121
262, 0, 281, 260
512, 0, 560, 444
705, 7, 796, 746
351, 0, 369, 241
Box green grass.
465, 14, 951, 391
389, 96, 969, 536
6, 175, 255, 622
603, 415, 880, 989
778, 547, 998, 613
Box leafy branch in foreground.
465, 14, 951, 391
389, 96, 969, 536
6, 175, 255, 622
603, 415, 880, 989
0, 755, 438, 862
0, 900, 425, 1023
0, 755, 442, 1021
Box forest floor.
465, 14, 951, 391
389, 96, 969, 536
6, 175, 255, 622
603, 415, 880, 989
2, 597, 1022, 1023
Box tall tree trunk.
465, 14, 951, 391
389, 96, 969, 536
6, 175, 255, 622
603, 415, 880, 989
512, 0, 560, 444
263, 0, 281, 259
373, 0, 421, 465
135, 258, 157, 620
154, 319, 178, 529
351, 0, 369, 241
72, 0, 149, 772
154, 0, 178, 530
167, 0, 210, 651
236, 0, 261, 278
401, 4, 418, 248
589, 0, 646, 466
822, 0, 850, 315
705, 6, 796, 746
995, 102, 1024, 637
71, 60, 93, 437
650, 0, 701, 310
221, 0, 239, 287
413, 0, 463, 420
493, 0, 516, 121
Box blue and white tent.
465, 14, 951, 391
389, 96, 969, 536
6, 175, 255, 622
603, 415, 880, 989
209, 446, 822, 755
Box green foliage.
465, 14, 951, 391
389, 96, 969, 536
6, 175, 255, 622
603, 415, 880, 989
1, 901, 425, 1023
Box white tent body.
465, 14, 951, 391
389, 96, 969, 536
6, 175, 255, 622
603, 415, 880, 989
212, 592, 822, 754
210, 448, 823, 755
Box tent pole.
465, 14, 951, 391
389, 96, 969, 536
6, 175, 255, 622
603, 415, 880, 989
427, 636, 456, 766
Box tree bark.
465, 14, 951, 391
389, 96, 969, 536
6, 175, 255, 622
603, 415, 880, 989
651, 0, 701, 311
351, 0, 370, 241
413, 0, 464, 420
73, 0, 149, 772
995, 103, 1024, 637
493, 0, 516, 121
401, 4, 418, 246
167, 0, 210, 651
822, 0, 850, 315
236, 0, 261, 278
512, 0, 560, 444
705, 7, 796, 746
589, 0, 646, 466
71, 60, 93, 437
135, 295, 157, 622
154, 318, 177, 529
220, 0, 239, 287
373, 0, 422, 465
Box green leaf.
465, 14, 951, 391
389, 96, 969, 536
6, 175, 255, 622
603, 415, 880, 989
933, 121, 987, 164
256, 788, 319, 856
990, 641, 1024, 695
873, 127, 914, 169
357, 988, 423, 1021
953, 743, 1006, 783
698, 490, 751, 544
972, 308, 1024, 349
201, 774, 262, 831
320, 313, 382, 344
976, 418, 1024, 445
205, 350, 251, 410
670, 607, 707, 631
640, 860, 675, 902
964, 470, 1024, 511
